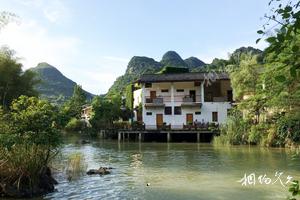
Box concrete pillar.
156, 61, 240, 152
197, 132, 200, 143
141, 84, 146, 123
201, 81, 205, 102
171, 82, 175, 128
167, 132, 171, 143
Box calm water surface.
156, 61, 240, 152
42, 137, 300, 200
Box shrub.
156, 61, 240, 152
248, 125, 263, 145
65, 118, 86, 132
0, 96, 61, 197
275, 114, 300, 147
213, 109, 250, 145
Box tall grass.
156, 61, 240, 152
0, 144, 59, 194
65, 153, 87, 181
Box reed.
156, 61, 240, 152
66, 152, 87, 181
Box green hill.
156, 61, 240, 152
107, 51, 206, 96
29, 62, 94, 105
107, 47, 262, 96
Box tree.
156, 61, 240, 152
2, 96, 61, 149
90, 95, 122, 129
0, 47, 38, 109
58, 85, 87, 127
0, 96, 62, 197
257, 0, 300, 80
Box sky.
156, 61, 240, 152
0, 0, 270, 95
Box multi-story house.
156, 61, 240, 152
132, 72, 233, 130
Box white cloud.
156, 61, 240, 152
14, 0, 70, 23
43, 0, 69, 23
0, 19, 80, 69
0, 17, 129, 95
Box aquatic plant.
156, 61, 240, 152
66, 152, 87, 181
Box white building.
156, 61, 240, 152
132, 72, 233, 130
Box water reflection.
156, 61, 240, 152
42, 138, 300, 200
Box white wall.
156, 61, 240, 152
137, 81, 232, 129
133, 89, 142, 121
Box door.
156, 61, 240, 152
189, 90, 196, 102
227, 90, 233, 102
156, 114, 163, 129
186, 114, 193, 125
212, 112, 218, 122
150, 91, 156, 99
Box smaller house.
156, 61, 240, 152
81, 104, 93, 122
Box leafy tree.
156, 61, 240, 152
0, 96, 62, 197
1, 96, 61, 149
90, 95, 122, 129
58, 85, 87, 128
0, 47, 38, 109
257, 0, 300, 80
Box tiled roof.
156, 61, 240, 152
136, 72, 230, 83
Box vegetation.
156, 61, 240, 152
158, 66, 189, 74
30, 62, 94, 105
66, 153, 87, 181
0, 96, 61, 197
89, 95, 122, 129
0, 47, 38, 109
214, 0, 300, 148
58, 85, 87, 130
107, 51, 206, 96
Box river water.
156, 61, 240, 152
43, 137, 300, 200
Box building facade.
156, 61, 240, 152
133, 72, 233, 130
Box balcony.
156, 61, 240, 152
181, 95, 202, 107
145, 97, 165, 108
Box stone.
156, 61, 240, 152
86, 167, 112, 175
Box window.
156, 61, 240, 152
194, 81, 201, 86
174, 106, 182, 115
176, 89, 184, 92
212, 112, 218, 122
161, 89, 169, 93
145, 83, 152, 88
195, 111, 201, 115
146, 112, 152, 116
164, 106, 172, 115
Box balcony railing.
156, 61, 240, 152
145, 95, 201, 103
145, 97, 165, 107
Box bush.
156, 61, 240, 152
275, 114, 300, 147
248, 125, 264, 145
0, 96, 61, 197
65, 118, 86, 132
213, 109, 250, 145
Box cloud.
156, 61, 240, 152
14, 0, 70, 23
0, 17, 129, 95
43, 0, 69, 23
0, 19, 80, 69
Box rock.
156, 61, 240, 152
147, 183, 151, 186
81, 140, 90, 144
86, 167, 111, 175
0, 167, 57, 198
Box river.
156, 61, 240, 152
42, 136, 300, 200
